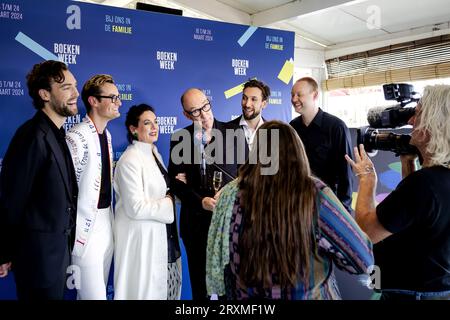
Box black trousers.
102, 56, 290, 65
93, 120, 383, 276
14, 246, 70, 300
183, 230, 209, 301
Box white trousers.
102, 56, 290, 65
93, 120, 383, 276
72, 207, 114, 300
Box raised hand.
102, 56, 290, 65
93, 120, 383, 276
345, 144, 376, 178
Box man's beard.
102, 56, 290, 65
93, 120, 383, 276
243, 109, 260, 121
53, 102, 77, 117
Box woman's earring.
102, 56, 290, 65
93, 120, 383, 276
133, 132, 138, 139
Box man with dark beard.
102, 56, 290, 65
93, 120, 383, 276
0, 60, 79, 300
228, 79, 270, 160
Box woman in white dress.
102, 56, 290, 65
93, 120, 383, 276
113, 104, 181, 300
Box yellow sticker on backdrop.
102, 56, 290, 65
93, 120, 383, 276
278, 60, 294, 84
224, 82, 245, 99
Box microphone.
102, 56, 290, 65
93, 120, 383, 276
200, 143, 206, 176
367, 104, 415, 128
367, 106, 390, 128
194, 126, 237, 181
193, 126, 207, 176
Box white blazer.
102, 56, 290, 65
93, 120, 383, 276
66, 116, 113, 258
113, 141, 174, 300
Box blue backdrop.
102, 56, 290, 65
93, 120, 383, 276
0, 0, 294, 299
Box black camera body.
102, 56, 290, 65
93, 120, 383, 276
358, 83, 420, 156
357, 127, 419, 155
383, 83, 416, 102
368, 104, 417, 129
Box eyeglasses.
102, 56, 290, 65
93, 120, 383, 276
184, 101, 211, 117
95, 94, 121, 103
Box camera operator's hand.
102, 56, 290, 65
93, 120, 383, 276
345, 144, 377, 180
345, 145, 392, 244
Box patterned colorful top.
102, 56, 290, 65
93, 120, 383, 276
206, 178, 374, 299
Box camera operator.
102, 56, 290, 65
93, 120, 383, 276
345, 84, 450, 300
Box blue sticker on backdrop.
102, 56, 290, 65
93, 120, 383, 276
237, 26, 258, 47
15, 31, 60, 60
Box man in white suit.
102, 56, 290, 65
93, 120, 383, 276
65, 74, 121, 299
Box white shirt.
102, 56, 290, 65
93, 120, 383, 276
239, 116, 264, 151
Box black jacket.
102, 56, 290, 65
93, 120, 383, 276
0, 111, 78, 288
168, 119, 238, 241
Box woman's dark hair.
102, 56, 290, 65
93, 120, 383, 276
125, 104, 155, 143
26, 60, 68, 110
238, 120, 320, 289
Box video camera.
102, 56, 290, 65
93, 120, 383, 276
358, 83, 420, 156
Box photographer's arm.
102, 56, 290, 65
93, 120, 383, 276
345, 145, 392, 244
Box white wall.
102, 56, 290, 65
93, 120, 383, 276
292, 35, 327, 118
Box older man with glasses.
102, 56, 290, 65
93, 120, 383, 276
65, 74, 121, 300
168, 88, 238, 300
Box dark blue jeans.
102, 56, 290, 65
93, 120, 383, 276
379, 288, 450, 300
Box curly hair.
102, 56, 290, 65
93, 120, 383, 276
416, 84, 450, 168
26, 60, 68, 110
243, 79, 271, 101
